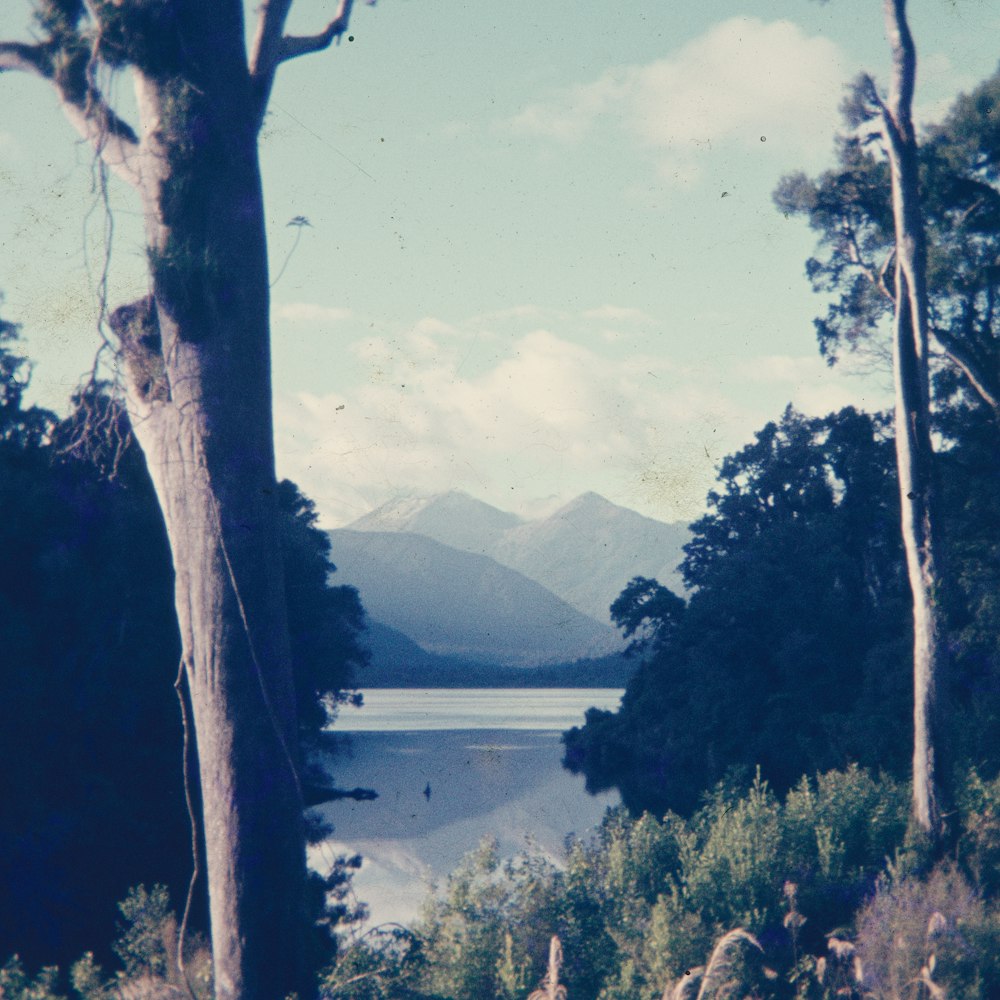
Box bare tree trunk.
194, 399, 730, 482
3, 1, 367, 995
110, 55, 310, 1000
874, 0, 948, 839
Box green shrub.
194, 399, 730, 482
370, 768, 900, 998
682, 770, 784, 930
957, 768, 1000, 896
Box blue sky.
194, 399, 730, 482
2, 1, 999, 525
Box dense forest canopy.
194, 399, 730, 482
564, 405, 913, 815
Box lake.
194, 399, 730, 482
309, 689, 623, 928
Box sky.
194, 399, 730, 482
1, 0, 999, 526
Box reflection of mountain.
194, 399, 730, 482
328, 529, 619, 667
310, 729, 618, 926
348, 490, 688, 624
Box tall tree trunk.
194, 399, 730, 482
108, 50, 311, 1000
875, 0, 948, 839
2, 1, 367, 996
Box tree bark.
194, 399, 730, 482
875, 0, 948, 839
112, 64, 310, 1000
1, 0, 371, 994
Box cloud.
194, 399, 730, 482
581, 305, 654, 324
508, 18, 852, 179
276, 322, 729, 523
741, 353, 883, 416
273, 302, 354, 323
274, 313, 888, 527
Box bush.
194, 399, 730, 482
0, 957, 65, 1000
337, 767, 910, 1000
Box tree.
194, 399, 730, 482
564, 407, 910, 817
0, 3, 373, 996
776, 0, 948, 839
609, 577, 685, 658
775, 69, 1000, 424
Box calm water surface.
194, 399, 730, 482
310, 688, 623, 927
332, 687, 624, 731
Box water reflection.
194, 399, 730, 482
310, 691, 622, 926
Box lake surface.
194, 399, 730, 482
332, 687, 625, 731
310, 689, 623, 928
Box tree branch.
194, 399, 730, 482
0, 38, 142, 187
932, 324, 1000, 415
249, 0, 365, 132
249, 0, 296, 83
0, 40, 49, 76
278, 0, 355, 63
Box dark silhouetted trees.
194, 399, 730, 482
0, 320, 367, 973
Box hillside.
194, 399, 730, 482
327, 529, 620, 667
488, 492, 688, 622
360, 620, 634, 687
349, 490, 689, 623
348, 490, 523, 554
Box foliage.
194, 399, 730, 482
0, 957, 65, 1000
112, 885, 175, 980
331, 768, 908, 1000
565, 405, 909, 816
277, 479, 368, 735
319, 925, 427, 1000
774, 64, 1000, 823
71, 885, 213, 1000
323, 767, 1000, 1000
855, 864, 1000, 1000
610, 577, 685, 658
774, 68, 1000, 415
0, 314, 53, 448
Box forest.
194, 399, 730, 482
3, 0, 1000, 998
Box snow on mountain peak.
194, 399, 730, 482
346, 489, 689, 625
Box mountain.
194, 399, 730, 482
349, 490, 522, 556
361, 620, 633, 687
489, 492, 689, 622
327, 529, 620, 667
347, 490, 689, 624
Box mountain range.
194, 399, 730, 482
329, 491, 689, 684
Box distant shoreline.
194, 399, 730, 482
357, 651, 636, 689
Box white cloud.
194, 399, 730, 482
742, 352, 885, 417
581, 305, 654, 324
508, 18, 852, 179
274, 313, 888, 527
273, 302, 354, 323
